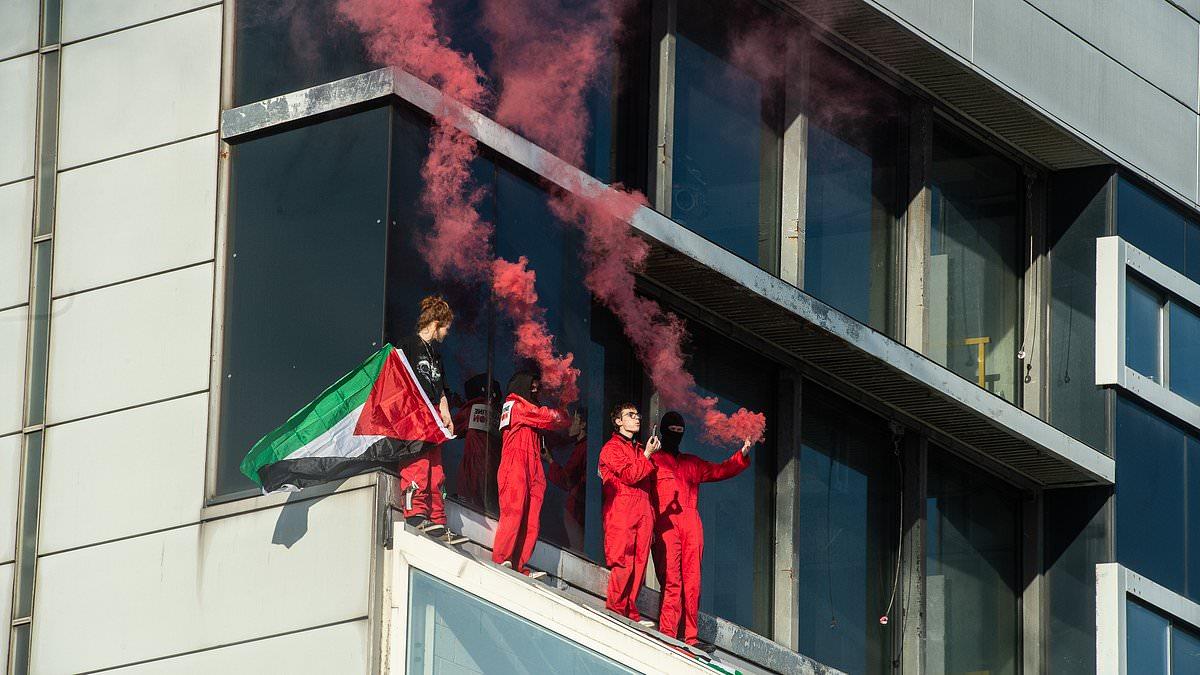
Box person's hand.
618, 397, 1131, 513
645, 435, 661, 457
740, 438, 753, 456
441, 410, 455, 436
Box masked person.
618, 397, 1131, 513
650, 411, 753, 651
396, 295, 466, 545
454, 374, 500, 509
491, 371, 569, 578
599, 403, 660, 625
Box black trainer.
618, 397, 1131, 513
439, 529, 468, 545
694, 642, 717, 654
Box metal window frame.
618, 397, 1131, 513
1096, 236, 1200, 431
1097, 563, 1200, 675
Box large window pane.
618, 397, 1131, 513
927, 124, 1021, 403
798, 386, 898, 675
1175, 624, 1200, 675
926, 450, 1020, 675
1044, 486, 1111, 673
671, 0, 780, 271
1170, 300, 1200, 405
1117, 177, 1188, 275
802, 43, 901, 334
1126, 276, 1163, 383
218, 107, 391, 495
1127, 598, 1170, 675
406, 569, 636, 674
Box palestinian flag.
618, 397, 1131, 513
240, 344, 454, 493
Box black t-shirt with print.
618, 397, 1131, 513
397, 335, 447, 404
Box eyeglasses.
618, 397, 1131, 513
622, 411, 641, 419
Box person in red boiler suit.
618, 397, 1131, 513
599, 403, 660, 625
650, 410, 753, 652
491, 371, 568, 578
544, 411, 588, 550
453, 373, 500, 509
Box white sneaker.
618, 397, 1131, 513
637, 619, 656, 629
420, 521, 446, 536
528, 570, 548, 580
500, 560, 513, 569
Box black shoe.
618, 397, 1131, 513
404, 515, 430, 530
694, 642, 717, 654
420, 521, 446, 536
440, 529, 468, 545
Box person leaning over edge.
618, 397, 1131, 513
599, 402, 660, 627
395, 295, 465, 545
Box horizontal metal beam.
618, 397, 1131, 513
219, 68, 1115, 486
221, 67, 395, 139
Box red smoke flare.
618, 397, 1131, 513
491, 257, 580, 404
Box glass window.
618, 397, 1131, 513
1048, 167, 1111, 451
1126, 276, 1163, 383
926, 449, 1020, 675
218, 107, 392, 495
797, 386, 899, 675
1117, 177, 1188, 276
671, 0, 780, 272
1127, 598, 1170, 675
406, 569, 636, 674
927, 123, 1022, 403
1170, 300, 1200, 405
1175, 624, 1200, 675
802, 43, 901, 334
1043, 486, 1111, 673
1116, 396, 1187, 593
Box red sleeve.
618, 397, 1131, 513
512, 400, 570, 432
546, 459, 569, 489
564, 440, 588, 476
600, 441, 655, 486
694, 449, 750, 483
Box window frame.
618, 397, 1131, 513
1097, 563, 1200, 675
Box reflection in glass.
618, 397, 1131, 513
927, 124, 1021, 402
798, 387, 898, 675
407, 569, 636, 674
218, 107, 391, 495
803, 44, 900, 333
1170, 300, 1200, 405
1175, 624, 1200, 675
1127, 598, 1170, 675
672, 2, 780, 271
926, 450, 1019, 675
1043, 486, 1111, 673
1117, 177, 1188, 276
1126, 276, 1163, 383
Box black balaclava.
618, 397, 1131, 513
507, 371, 539, 404
464, 373, 489, 401
659, 411, 685, 454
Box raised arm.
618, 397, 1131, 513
512, 401, 570, 433
695, 445, 751, 483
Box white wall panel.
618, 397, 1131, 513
873, 0, 973, 58
40, 393, 207, 554
63, 0, 219, 44
0, 434, 20, 564
0, 305, 27, 436
107, 621, 369, 674
46, 263, 213, 424
58, 6, 221, 168
0, 0, 38, 60
54, 134, 217, 296
0, 179, 33, 309
0, 53, 38, 185
31, 487, 375, 674
0, 562, 11, 669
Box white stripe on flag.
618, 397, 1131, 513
395, 347, 455, 440
285, 403, 385, 461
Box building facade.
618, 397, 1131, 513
2, 0, 1200, 672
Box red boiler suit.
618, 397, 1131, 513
599, 433, 656, 621
491, 394, 567, 573
650, 449, 750, 644
546, 437, 587, 549
398, 445, 446, 524
453, 397, 494, 507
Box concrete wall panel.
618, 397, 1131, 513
106, 621, 369, 674
58, 6, 221, 168
1025, 0, 1199, 111
0, 0, 38, 60
46, 263, 213, 424
0, 54, 38, 185
39, 393, 208, 554
63, 0, 220, 44
30, 487, 375, 674
973, 0, 1199, 202
0, 179, 33, 309
54, 135, 217, 296
873, 0, 973, 57
0, 305, 27, 436
0, 434, 20, 564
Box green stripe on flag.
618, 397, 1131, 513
240, 344, 392, 485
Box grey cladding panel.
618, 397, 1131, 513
871, 0, 973, 57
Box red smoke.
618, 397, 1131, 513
491, 257, 580, 404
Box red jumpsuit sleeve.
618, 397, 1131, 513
693, 449, 751, 483
600, 442, 655, 486
511, 400, 570, 432
546, 457, 570, 489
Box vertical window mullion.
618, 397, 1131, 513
651, 0, 677, 216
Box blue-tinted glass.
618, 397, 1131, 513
1190, 436, 1200, 603
671, 6, 779, 270
926, 450, 1020, 675
802, 44, 900, 333
406, 569, 636, 674
927, 124, 1022, 403
1189, 223, 1200, 285
1126, 277, 1163, 382
1116, 396, 1187, 592
798, 387, 898, 675
219, 107, 391, 494
1170, 301, 1200, 404
1127, 598, 1170, 675
1044, 486, 1111, 673
1118, 177, 1187, 274
1175, 624, 1200, 675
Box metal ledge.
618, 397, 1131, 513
221, 67, 1115, 487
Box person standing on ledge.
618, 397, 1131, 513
650, 411, 753, 652
599, 402, 660, 627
